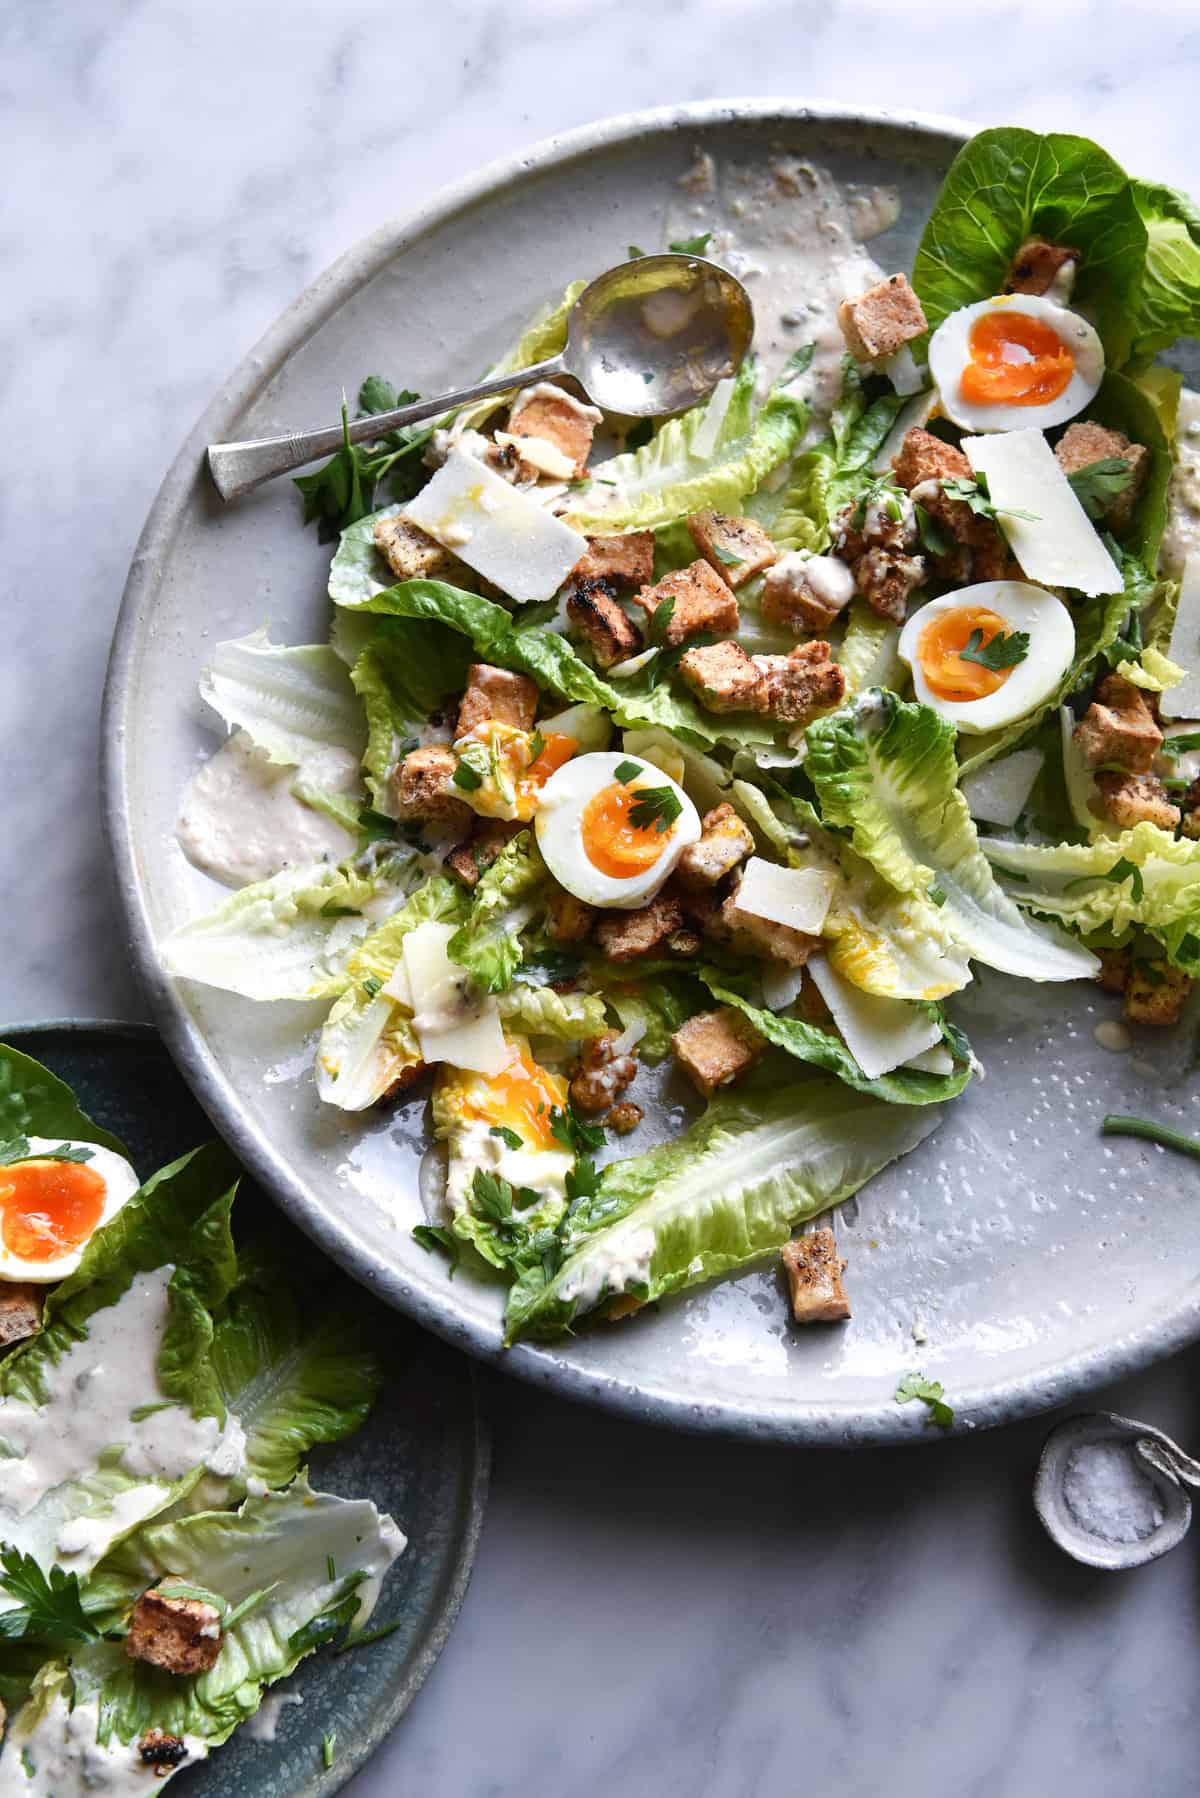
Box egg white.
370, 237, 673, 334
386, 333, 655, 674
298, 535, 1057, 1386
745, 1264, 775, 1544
0, 1139, 141, 1283
898, 581, 1076, 734
929, 294, 1104, 434
534, 751, 701, 908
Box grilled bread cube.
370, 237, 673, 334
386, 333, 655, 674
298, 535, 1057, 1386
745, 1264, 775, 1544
781, 1228, 851, 1324
0, 1283, 42, 1347
1075, 674, 1163, 773
506, 383, 601, 479
570, 1030, 638, 1113
1054, 421, 1149, 534
632, 560, 739, 645
686, 510, 778, 589
1124, 958, 1193, 1027
595, 896, 686, 962
1095, 771, 1180, 832
391, 745, 473, 829
752, 640, 845, 725
676, 803, 755, 890
838, 274, 928, 363
762, 551, 855, 634
456, 663, 539, 737
1004, 238, 1080, 297
670, 1007, 766, 1097
573, 532, 656, 590
566, 578, 643, 669
677, 640, 766, 714
373, 514, 451, 581
126, 1589, 224, 1676
891, 426, 972, 492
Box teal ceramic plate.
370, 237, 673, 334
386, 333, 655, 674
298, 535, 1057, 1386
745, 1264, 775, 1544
0, 1021, 489, 1797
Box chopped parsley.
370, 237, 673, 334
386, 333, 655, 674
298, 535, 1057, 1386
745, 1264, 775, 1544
412, 1224, 460, 1276
1101, 1114, 1200, 1163
489, 1124, 524, 1151
627, 244, 645, 259
711, 545, 744, 568
914, 501, 952, 559
528, 729, 546, 763
894, 1373, 953, 1430
294, 378, 434, 542
0, 1545, 101, 1644
1066, 457, 1134, 520
668, 231, 712, 256
628, 784, 684, 834
549, 1103, 605, 1155
941, 472, 1038, 524
452, 760, 483, 791
322, 1732, 337, 1769
958, 626, 1030, 671
1065, 856, 1144, 903
0, 1138, 94, 1169
361, 976, 384, 1000
647, 596, 676, 647
614, 759, 643, 784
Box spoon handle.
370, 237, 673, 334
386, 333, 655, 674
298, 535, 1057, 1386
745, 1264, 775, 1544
207, 354, 566, 503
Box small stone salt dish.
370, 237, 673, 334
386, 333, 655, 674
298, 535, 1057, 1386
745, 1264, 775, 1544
1034, 1412, 1200, 1570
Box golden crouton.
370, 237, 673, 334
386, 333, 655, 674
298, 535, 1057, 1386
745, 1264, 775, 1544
606, 1101, 644, 1135
1181, 775, 1200, 841
566, 578, 643, 669
506, 384, 599, 479
1004, 238, 1080, 297
445, 818, 521, 888
391, 745, 473, 830
545, 887, 596, 945
570, 1030, 638, 1114
1096, 946, 1132, 995
838, 274, 928, 363
671, 1007, 766, 1097
595, 896, 687, 963
1055, 422, 1149, 534
381, 1063, 430, 1103
781, 1227, 851, 1324
126, 1589, 224, 1677
753, 641, 845, 725
853, 548, 926, 623
1124, 958, 1193, 1027
632, 560, 739, 646
138, 1732, 193, 1775
573, 532, 656, 590
676, 803, 755, 890
721, 881, 820, 967
891, 426, 972, 492
677, 640, 766, 714
685, 510, 778, 589
0, 1283, 42, 1348
1075, 675, 1163, 773
456, 663, 538, 737
1095, 771, 1181, 832
762, 552, 856, 633
373, 514, 450, 581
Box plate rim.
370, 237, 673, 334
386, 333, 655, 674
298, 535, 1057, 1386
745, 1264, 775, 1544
0, 1017, 491, 1795
101, 97, 1200, 1445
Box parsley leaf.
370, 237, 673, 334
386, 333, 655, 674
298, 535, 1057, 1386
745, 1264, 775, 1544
958, 627, 1030, 671
614, 760, 643, 784
452, 760, 483, 791
941, 473, 1038, 525
647, 597, 676, 648
1064, 856, 1144, 902
412, 1224, 460, 1276
549, 1103, 605, 1155
490, 1125, 524, 1151
294, 379, 435, 540
361, 975, 384, 1000
566, 1156, 600, 1205
0, 1545, 102, 1643
627, 244, 645, 259
895, 1373, 954, 1430
1162, 730, 1200, 759
1066, 457, 1134, 521
528, 729, 546, 763
668, 231, 712, 255
0, 1138, 94, 1168
711, 545, 744, 568
914, 502, 951, 559
628, 785, 684, 833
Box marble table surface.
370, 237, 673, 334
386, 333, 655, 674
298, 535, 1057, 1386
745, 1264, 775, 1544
7, 3, 1200, 1792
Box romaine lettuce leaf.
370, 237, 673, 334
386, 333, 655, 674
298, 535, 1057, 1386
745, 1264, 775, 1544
565, 355, 809, 533
199, 630, 366, 768
1128, 180, 1200, 359
837, 601, 902, 697
982, 822, 1200, 974
1083, 369, 1176, 568
350, 615, 472, 799
329, 503, 404, 608
447, 833, 547, 994
498, 982, 609, 1044
806, 694, 1099, 982
599, 974, 703, 1062
451, 280, 586, 438
760, 363, 906, 554
0, 1044, 126, 1157
504, 1074, 944, 1341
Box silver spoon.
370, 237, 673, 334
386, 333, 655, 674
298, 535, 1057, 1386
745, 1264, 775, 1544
1034, 1411, 1198, 1570
207, 254, 754, 504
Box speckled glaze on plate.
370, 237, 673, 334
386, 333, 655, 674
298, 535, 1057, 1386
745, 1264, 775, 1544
0, 1022, 489, 1796
103, 101, 1200, 1445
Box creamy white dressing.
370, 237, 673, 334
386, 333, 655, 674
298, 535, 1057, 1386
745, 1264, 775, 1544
0, 1269, 244, 1580
1162, 388, 1200, 578
666, 150, 896, 420
508, 381, 603, 428
0, 1691, 208, 1795
442, 1114, 573, 1217
559, 1223, 656, 1309
177, 731, 360, 888
244, 1690, 303, 1744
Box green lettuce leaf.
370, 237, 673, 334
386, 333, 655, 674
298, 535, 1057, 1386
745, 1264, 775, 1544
504, 1074, 944, 1341
1127, 180, 1200, 359
498, 982, 609, 1043
0, 1045, 126, 1157
198, 630, 366, 768
1083, 369, 1175, 567
761, 362, 907, 554
599, 974, 703, 1061
982, 822, 1200, 973
329, 503, 406, 609
350, 616, 472, 800
805, 694, 1099, 981
837, 601, 902, 697
447, 833, 547, 994
910, 127, 1146, 364
451, 280, 586, 438
565, 356, 809, 533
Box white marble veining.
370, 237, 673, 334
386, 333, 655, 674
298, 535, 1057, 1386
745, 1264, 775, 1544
5, 2, 1200, 1792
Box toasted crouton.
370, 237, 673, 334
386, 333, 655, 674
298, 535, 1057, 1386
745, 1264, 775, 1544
891, 426, 972, 492
391, 745, 473, 829
752, 640, 845, 725
595, 896, 686, 963
838, 274, 928, 363
1075, 674, 1163, 773
546, 887, 596, 945
676, 803, 755, 890
686, 510, 779, 589
721, 880, 820, 967
126, 1589, 224, 1677
1005, 238, 1080, 297
456, 664, 538, 737
1054, 422, 1150, 534
573, 532, 656, 590
606, 1101, 644, 1135
1181, 775, 1200, 841
762, 551, 856, 633
852, 547, 926, 623
671, 1007, 766, 1097
138, 1732, 192, 1774
677, 640, 766, 714
1096, 946, 1132, 995
570, 1030, 638, 1113
381, 1063, 430, 1102
632, 560, 739, 646
445, 818, 521, 888
0, 1283, 42, 1348
373, 514, 451, 582
1124, 958, 1193, 1027
1095, 771, 1181, 831
781, 1227, 851, 1324
566, 578, 643, 669
506, 383, 601, 479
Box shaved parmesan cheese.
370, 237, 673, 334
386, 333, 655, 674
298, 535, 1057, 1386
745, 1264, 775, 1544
689, 375, 735, 460
381, 959, 413, 1008
404, 449, 586, 604
960, 747, 1044, 828
808, 958, 942, 1081
963, 430, 1121, 597
402, 921, 508, 1075
881, 346, 924, 397
905, 1043, 955, 1076
1161, 551, 1200, 719
761, 963, 806, 1011
736, 858, 838, 934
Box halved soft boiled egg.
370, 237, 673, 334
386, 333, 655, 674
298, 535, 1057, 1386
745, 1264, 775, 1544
534, 751, 701, 908
898, 582, 1075, 734
0, 1140, 140, 1282
928, 294, 1104, 433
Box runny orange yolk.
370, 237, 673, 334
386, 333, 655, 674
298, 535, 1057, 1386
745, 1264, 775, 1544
467, 1050, 566, 1151
516, 733, 576, 801
959, 309, 1074, 409
918, 606, 1015, 702
581, 782, 671, 879
0, 1160, 106, 1264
